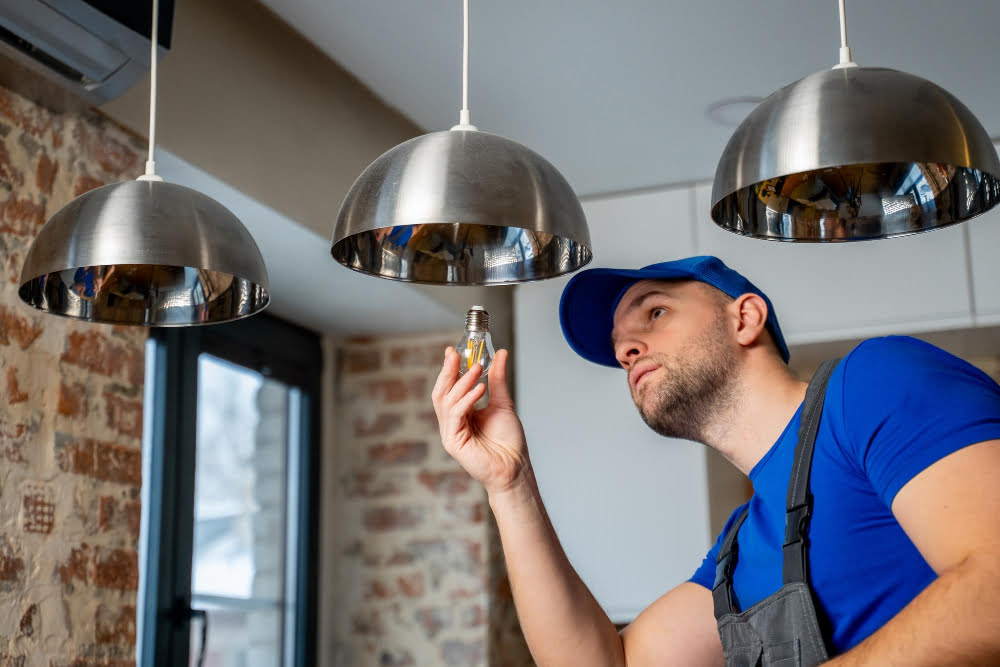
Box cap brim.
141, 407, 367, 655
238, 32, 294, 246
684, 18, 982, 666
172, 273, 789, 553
559, 266, 698, 368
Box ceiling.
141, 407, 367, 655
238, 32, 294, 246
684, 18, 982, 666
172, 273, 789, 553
260, 0, 1000, 197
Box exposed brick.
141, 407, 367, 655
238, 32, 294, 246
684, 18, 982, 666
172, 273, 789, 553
35, 152, 57, 194
0, 537, 24, 582
18, 603, 37, 636
443, 501, 485, 524
354, 413, 404, 438
377, 649, 414, 666
59, 544, 92, 586
343, 470, 405, 499
363, 377, 427, 404
459, 604, 487, 628
56, 437, 141, 486
62, 331, 144, 385
22, 483, 54, 534
0, 139, 17, 186
0, 88, 54, 139
97, 496, 141, 541
351, 608, 385, 636
102, 391, 143, 440
417, 410, 439, 432
342, 348, 381, 374
57, 381, 87, 418
73, 174, 104, 198
414, 607, 451, 638
440, 640, 484, 666
365, 580, 392, 600
72, 121, 140, 175
0, 197, 44, 238
363, 507, 424, 532
0, 422, 31, 464
0, 306, 42, 349
418, 470, 472, 495
397, 572, 425, 598
368, 440, 428, 465
92, 548, 138, 591
389, 343, 448, 368
94, 604, 136, 646
5, 368, 27, 403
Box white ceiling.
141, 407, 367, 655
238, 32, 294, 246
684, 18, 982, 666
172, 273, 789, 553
260, 0, 1000, 197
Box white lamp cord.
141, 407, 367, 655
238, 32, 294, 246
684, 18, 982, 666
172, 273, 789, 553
139, 0, 164, 181
452, 0, 477, 130
834, 0, 858, 68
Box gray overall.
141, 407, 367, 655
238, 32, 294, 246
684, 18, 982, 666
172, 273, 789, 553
712, 359, 838, 666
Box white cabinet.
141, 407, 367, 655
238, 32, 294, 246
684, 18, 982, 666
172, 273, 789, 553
967, 205, 1000, 325
513, 187, 713, 622
693, 184, 975, 345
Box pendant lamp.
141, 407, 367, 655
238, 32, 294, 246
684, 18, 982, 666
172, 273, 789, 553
18, 0, 269, 325
711, 0, 1000, 241
331, 0, 592, 285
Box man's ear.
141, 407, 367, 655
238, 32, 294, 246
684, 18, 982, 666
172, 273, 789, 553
733, 293, 769, 349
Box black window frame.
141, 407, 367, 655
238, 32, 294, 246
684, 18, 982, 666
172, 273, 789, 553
141, 314, 321, 666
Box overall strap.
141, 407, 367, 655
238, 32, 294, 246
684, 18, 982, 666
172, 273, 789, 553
713, 506, 749, 617
782, 358, 840, 585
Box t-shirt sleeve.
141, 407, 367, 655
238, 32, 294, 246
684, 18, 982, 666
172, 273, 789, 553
689, 502, 750, 590
840, 336, 1000, 507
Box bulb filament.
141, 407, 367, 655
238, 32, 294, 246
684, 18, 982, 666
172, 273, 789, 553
467, 338, 485, 368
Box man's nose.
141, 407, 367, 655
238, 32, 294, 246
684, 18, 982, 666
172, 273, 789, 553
614, 336, 646, 367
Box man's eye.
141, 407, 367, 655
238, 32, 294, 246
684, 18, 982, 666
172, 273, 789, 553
650, 307, 666, 321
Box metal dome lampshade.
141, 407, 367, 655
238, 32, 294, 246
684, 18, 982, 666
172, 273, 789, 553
19, 180, 269, 325
331, 1, 592, 285
711, 1, 1000, 241
18, 0, 269, 325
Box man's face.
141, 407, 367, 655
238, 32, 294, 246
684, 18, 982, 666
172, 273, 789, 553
610, 279, 739, 442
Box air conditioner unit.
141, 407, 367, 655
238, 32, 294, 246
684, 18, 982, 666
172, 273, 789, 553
0, 0, 173, 108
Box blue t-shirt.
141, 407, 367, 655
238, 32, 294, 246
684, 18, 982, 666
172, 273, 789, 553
689, 336, 1000, 652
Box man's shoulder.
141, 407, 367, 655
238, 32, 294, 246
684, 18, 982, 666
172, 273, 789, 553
840, 335, 973, 384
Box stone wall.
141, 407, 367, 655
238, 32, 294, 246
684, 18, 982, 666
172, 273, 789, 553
0, 85, 146, 665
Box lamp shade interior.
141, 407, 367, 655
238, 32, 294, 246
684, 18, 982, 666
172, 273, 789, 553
18, 180, 269, 325
332, 222, 591, 285
19, 264, 267, 326
712, 161, 1000, 241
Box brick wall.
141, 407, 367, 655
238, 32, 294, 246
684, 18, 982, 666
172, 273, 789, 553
327, 332, 506, 666
0, 85, 147, 665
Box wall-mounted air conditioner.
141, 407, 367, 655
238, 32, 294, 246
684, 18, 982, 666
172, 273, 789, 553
0, 0, 174, 107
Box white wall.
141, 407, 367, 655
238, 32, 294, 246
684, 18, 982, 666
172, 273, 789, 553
514, 188, 712, 622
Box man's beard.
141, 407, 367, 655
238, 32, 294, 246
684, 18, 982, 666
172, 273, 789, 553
634, 315, 739, 444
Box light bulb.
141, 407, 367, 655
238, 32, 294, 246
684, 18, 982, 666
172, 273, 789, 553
457, 305, 495, 378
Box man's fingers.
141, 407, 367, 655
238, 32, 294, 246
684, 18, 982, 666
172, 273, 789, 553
445, 361, 483, 404
488, 349, 514, 408
446, 381, 487, 436
431, 347, 460, 407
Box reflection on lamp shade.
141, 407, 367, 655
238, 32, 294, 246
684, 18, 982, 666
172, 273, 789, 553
331, 129, 592, 285
711, 67, 1000, 241
19, 180, 269, 325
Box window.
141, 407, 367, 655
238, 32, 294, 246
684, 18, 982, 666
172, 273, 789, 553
139, 316, 321, 666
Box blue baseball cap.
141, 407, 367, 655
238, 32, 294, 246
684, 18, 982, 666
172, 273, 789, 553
559, 255, 789, 367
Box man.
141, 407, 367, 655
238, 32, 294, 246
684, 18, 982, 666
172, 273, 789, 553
431, 255, 1000, 666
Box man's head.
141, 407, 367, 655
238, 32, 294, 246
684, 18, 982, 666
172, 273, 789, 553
559, 256, 788, 442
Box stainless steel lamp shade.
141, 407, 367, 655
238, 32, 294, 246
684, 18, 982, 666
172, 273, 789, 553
711, 67, 1000, 241
331, 129, 592, 285
19, 180, 269, 325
